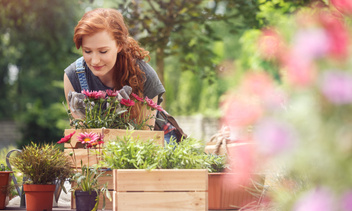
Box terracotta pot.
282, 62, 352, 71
0, 171, 12, 210
75, 190, 98, 211
208, 173, 265, 210
23, 184, 56, 211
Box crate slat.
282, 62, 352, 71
114, 192, 207, 211
113, 169, 208, 192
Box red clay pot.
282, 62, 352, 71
23, 184, 56, 211
0, 171, 12, 210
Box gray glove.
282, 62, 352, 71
117, 85, 132, 101
68, 91, 86, 119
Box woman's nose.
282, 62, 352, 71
91, 53, 100, 65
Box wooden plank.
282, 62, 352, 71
115, 192, 207, 211
64, 148, 101, 168
113, 169, 208, 192
64, 128, 164, 149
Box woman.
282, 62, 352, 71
64, 8, 165, 129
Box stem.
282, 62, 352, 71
70, 143, 78, 171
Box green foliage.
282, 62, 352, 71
70, 164, 111, 211
10, 142, 73, 185
0, 0, 81, 146
102, 136, 227, 172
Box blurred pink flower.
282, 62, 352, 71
222, 95, 263, 127
131, 93, 144, 102
294, 187, 335, 211
120, 99, 135, 107
320, 70, 352, 105
106, 89, 119, 97
292, 28, 329, 60
258, 28, 283, 59
282, 53, 317, 87
320, 12, 349, 59
241, 72, 275, 98
331, 0, 352, 15
341, 191, 352, 211
226, 143, 256, 185
57, 131, 76, 144
253, 118, 295, 156
82, 90, 106, 99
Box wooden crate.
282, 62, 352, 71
113, 169, 208, 211
65, 128, 164, 210
64, 128, 164, 168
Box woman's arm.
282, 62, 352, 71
64, 73, 81, 119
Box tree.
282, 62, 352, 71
0, 0, 81, 146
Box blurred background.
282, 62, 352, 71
0, 0, 310, 148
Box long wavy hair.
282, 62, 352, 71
73, 8, 150, 121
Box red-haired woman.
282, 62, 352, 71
63, 8, 165, 129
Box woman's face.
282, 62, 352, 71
82, 30, 120, 85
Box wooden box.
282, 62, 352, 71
208, 173, 265, 210
64, 128, 164, 168
113, 169, 208, 211
65, 128, 164, 210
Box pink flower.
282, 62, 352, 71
82, 90, 106, 99
145, 97, 158, 109
131, 93, 144, 102
320, 70, 352, 105
258, 28, 283, 59
240, 72, 275, 98
77, 132, 100, 144
294, 187, 335, 211
331, 0, 352, 15
292, 28, 329, 60
106, 89, 119, 97
120, 99, 135, 107
57, 131, 76, 144
320, 13, 349, 59
253, 118, 295, 156
341, 191, 352, 211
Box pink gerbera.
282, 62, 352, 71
131, 93, 144, 102
57, 131, 76, 144
77, 132, 100, 145
82, 90, 106, 99
145, 97, 160, 110
106, 89, 119, 97
120, 99, 135, 107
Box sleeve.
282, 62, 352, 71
138, 60, 166, 104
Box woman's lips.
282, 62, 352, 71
92, 65, 104, 70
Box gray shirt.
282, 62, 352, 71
64, 59, 165, 104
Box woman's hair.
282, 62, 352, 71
74, 8, 150, 120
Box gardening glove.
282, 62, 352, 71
117, 85, 132, 101
68, 91, 86, 119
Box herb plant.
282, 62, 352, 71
102, 136, 228, 172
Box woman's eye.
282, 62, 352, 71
84, 50, 91, 54
100, 51, 108, 54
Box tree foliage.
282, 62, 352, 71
0, 0, 81, 146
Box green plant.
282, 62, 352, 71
57, 131, 112, 211
10, 142, 73, 186
0, 164, 10, 172
102, 135, 228, 172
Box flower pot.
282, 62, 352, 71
0, 171, 12, 210
23, 184, 56, 211
75, 190, 98, 211
208, 173, 265, 210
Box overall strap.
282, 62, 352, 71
75, 57, 89, 91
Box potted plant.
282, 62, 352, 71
58, 131, 112, 211
0, 164, 12, 210
10, 142, 73, 211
